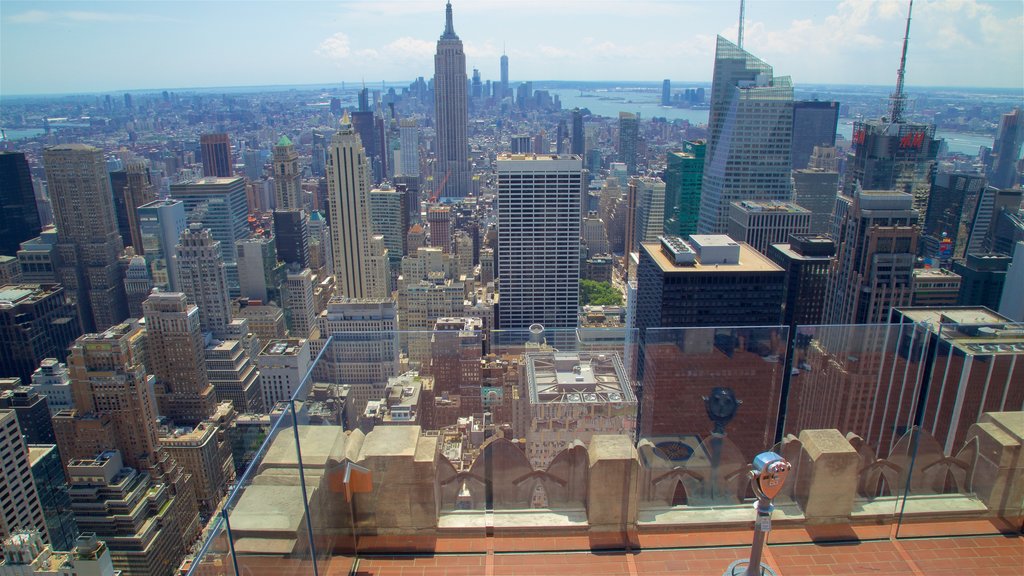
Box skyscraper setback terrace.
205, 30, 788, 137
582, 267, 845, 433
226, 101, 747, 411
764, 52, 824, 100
184, 312, 1024, 575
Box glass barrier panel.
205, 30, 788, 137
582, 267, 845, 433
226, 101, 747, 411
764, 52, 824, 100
634, 326, 790, 547
184, 513, 234, 576
894, 318, 1024, 539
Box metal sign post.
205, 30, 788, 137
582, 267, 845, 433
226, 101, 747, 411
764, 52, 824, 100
723, 451, 791, 576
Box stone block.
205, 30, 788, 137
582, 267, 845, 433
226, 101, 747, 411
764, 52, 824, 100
967, 412, 1023, 520
586, 435, 639, 528
795, 429, 859, 521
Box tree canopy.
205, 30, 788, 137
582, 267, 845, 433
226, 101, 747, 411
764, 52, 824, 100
580, 280, 623, 306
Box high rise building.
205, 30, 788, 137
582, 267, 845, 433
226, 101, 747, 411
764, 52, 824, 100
496, 154, 582, 329
109, 162, 156, 254
27, 444, 78, 551
370, 186, 408, 260
43, 144, 128, 332
326, 113, 390, 299
0, 410, 48, 543
433, 2, 471, 198
257, 339, 312, 408
625, 177, 665, 262
791, 101, 839, 169
0, 284, 81, 384
142, 292, 216, 424
768, 234, 835, 326
272, 209, 310, 269
634, 235, 785, 330
727, 200, 812, 255
397, 119, 420, 177
697, 37, 793, 234
499, 51, 509, 100
987, 107, 1023, 189
199, 133, 232, 178
662, 140, 706, 238
921, 172, 987, 262
618, 112, 639, 175
313, 298, 399, 415
792, 165, 840, 236
823, 188, 919, 325
175, 225, 232, 337
910, 268, 962, 306
122, 256, 151, 319
1000, 241, 1024, 321
953, 253, 1011, 310
205, 339, 263, 413
235, 236, 285, 304
0, 531, 117, 576
271, 136, 301, 210
169, 176, 248, 295
661, 79, 672, 106
0, 152, 42, 257
158, 408, 235, 519
29, 359, 73, 414
283, 268, 317, 339
570, 108, 585, 157
311, 128, 329, 178
0, 386, 54, 445
970, 187, 1022, 256
426, 205, 453, 253
137, 199, 187, 292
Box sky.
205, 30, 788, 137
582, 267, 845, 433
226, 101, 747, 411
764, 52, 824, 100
1, 0, 1022, 95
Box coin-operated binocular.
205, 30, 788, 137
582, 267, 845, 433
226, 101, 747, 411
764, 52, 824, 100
724, 452, 792, 576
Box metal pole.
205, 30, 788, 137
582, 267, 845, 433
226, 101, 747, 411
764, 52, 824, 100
745, 498, 772, 576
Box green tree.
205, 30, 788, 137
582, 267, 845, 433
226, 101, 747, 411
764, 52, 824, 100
580, 279, 623, 306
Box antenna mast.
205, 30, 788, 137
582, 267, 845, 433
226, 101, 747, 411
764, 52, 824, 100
889, 0, 913, 123
738, 0, 745, 49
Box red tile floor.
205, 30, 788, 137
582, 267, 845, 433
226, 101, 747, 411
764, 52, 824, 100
328, 533, 1023, 576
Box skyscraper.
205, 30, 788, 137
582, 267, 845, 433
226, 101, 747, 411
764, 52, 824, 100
662, 140, 706, 237
570, 109, 585, 157
175, 225, 232, 337
397, 119, 420, 177
791, 101, 839, 169
43, 144, 128, 332
326, 113, 390, 299
0, 410, 48, 543
921, 172, 986, 261
0, 152, 42, 257
496, 154, 582, 329
823, 188, 919, 325
136, 199, 187, 292
618, 112, 639, 175
987, 107, 1023, 189
661, 79, 672, 106
142, 292, 216, 424
200, 133, 232, 178
109, 162, 156, 254
169, 176, 248, 295
697, 37, 793, 234
433, 2, 471, 198
271, 136, 301, 210
625, 177, 666, 261
0, 284, 81, 385
500, 51, 509, 100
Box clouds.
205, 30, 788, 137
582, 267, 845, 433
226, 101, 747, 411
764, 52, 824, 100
6, 9, 177, 24
317, 33, 434, 67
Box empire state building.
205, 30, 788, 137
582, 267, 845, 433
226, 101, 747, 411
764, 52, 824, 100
433, 2, 471, 199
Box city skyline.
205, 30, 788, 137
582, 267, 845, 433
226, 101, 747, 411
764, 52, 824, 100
1, 0, 1021, 95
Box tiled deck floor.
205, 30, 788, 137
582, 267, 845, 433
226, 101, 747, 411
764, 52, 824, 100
330, 533, 1023, 576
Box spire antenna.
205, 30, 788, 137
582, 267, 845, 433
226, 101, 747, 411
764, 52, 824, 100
889, 0, 913, 123
738, 0, 745, 49
442, 1, 457, 39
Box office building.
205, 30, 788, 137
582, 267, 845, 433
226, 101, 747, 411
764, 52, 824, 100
235, 304, 286, 343
521, 351, 636, 469
0, 387, 54, 445
953, 253, 1011, 310
497, 154, 582, 329
27, 445, 77, 552
844, 120, 938, 218
0, 152, 42, 257
175, 225, 232, 337
235, 236, 285, 304
313, 298, 399, 416
0, 257, 20, 285
205, 339, 263, 414
142, 292, 216, 424
697, 37, 793, 234
499, 52, 509, 100
727, 200, 812, 255
510, 135, 532, 154
271, 136, 301, 210
136, 199, 187, 292
0, 410, 48, 543
791, 101, 839, 169
792, 164, 840, 236
272, 209, 310, 269
625, 178, 665, 261
169, 177, 248, 296
663, 140, 705, 238
0, 284, 80, 384
257, 339, 312, 407
122, 256, 151, 319
910, 268, 962, 307
581, 212, 609, 257
661, 79, 671, 106
326, 113, 390, 299
29, 359, 73, 414
200, 133, 232, 178
768, 234, 835, 326
969, 187, 1022, 256
571, 108, 585, 157
1001, 241, 1024, 321
397, 120, 420, 178
158, 407, 235, 518
824, 188, 919, 325
283, 268, 317, 339
370, 186, 408, 260
987, 107, 1022, 189
635, 235, 785, 330
66, 451, 188, 576
43, 144, 128, 332
921, 172, 986, 262
0, 531, 117, 576
16, 228, 59, 285
426, 205, 453, 253
618, 112, 639, 175
433, 2, 471, 198
108, 162, 155, 253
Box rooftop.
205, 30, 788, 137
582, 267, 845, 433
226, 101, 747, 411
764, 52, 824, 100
643, 239, 782, 274
526, 351, 634, 404
731, 200, 811, 214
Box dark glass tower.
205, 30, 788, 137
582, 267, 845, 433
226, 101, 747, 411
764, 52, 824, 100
0, 152, 42, 256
